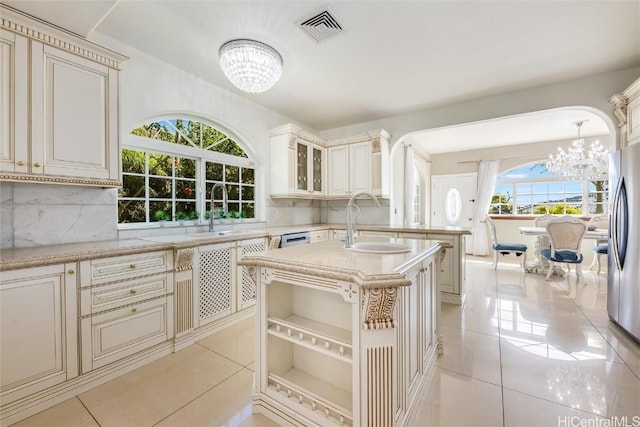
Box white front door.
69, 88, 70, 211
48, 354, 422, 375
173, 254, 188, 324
432, 173, 477, 251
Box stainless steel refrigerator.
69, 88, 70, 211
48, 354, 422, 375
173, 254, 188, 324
608, 142, 640, 342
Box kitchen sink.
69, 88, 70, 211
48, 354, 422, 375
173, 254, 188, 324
190, 229, 263, 238
346, 242, 411, 254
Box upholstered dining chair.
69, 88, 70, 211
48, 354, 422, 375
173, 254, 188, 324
533, 214, 555, 227
485, 215, 528, 270
542, 216, 588, 282
591, 244, 608, 275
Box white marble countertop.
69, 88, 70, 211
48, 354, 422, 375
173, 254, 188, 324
0, 223, 466, 271
238, 236, 444, 288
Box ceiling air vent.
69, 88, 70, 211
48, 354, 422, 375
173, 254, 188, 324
297, 8, 344, 43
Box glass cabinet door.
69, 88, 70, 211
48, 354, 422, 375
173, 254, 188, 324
312, 147, 322, 192
297, 142, 308, 191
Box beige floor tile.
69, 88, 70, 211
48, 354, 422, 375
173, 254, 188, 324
12, 398, 98, 427
503, 389, 607, 427
198, 316, 255, 366
501, 342, 640, 418
246, 361, 255, 372
630, 365, 640, 379
596, 323, 640, 368
441, 296, 500, 336
156, 369, 276, 427
412, 368, 503, 427
436, 324, 502, 386
79, 345, 243, 426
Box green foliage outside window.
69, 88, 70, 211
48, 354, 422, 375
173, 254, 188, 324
120, 118, 254, 224
533, 204, 582, 215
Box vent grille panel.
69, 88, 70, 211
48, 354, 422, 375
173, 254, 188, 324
199, 247, 232, 322
297, 9, 344, 43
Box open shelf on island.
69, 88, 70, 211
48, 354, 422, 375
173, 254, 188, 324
267, 314, 352, 362
267, 334, 352, 421
267, 368, 353, 426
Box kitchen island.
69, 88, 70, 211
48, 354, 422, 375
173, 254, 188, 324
239, 237, 444, 427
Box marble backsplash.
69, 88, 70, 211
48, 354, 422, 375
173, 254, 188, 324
0, 182, 118, 249
266, 198, 321, 227
322, 198, 391, 225
0, 183, 390, 249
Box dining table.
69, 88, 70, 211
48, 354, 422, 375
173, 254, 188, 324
518, 226, 608, 275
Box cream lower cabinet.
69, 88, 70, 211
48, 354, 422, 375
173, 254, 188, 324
400, 232, 466, 305
196, 242, 234, 326
250, 249, 440, 426
195, 238, 266, 328
79, 250, 174, 373
0, 263, 78, 405
395, 260, 437, 423
258, 277, 356, 426
237, 238, 267, 310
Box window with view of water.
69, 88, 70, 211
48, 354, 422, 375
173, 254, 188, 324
489, 163, 607, 216
118, 118, 255, 225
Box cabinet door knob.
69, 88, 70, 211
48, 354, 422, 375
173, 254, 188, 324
67, 269, 75, 275
17, 161, 25, 166
130, 289, 137, 295
34, 162, 41, 168
131, 307, 137, 313
129, 264, 136, 269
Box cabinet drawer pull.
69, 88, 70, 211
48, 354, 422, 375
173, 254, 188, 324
129, 264, 136, 269
131, 307, 137, 313
67, 269, 75, 275
17, 161, 25, 166
34, 162, 41, 168
130, 289, 137, 295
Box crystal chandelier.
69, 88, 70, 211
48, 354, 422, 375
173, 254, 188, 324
219, 39, 283, 94
546, 121, 609, 180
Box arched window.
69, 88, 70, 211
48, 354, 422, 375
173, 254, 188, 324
489, 162, 607, 216
118, 118, 256, 225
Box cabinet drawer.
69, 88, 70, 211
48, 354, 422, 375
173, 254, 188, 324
80, 273, 172, 316
310, 230, 329, 242
81, 251, 172, 286
81, 296, 173, 373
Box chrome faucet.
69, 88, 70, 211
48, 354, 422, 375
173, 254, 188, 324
209, 183, 228, 232
345, 191, 380, 248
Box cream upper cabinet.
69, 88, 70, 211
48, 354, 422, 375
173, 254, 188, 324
327, 130, 391, 198
0, 6, 126, 186
0, 29, 28, 175
270, 124, 390, 199
625, 79, 640, 146
611, 76, 640, 148
269, 124, 326, 198
0, 263, 78, 405
328, 140, 372, 197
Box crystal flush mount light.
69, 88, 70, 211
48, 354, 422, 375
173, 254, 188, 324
218, 39, 283, 94
546, 121, 609, 181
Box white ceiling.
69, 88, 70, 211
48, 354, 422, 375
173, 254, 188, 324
4, 0, 639, 151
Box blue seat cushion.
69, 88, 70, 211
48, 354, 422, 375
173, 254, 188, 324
541, 249, 583, 264
493, 243, 527, 252
594, 244, 608, 254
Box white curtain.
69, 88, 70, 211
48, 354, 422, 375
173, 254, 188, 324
404, 146, 416, 226
472, 160, 500, 255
